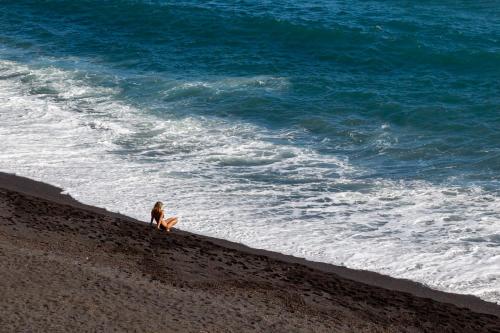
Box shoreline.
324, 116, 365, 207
1, 171, 499, 331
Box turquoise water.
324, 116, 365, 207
0, 1, 499, 302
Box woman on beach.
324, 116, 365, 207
150, 201, 178, 232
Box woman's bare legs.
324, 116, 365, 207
164, 217, 178, 232
156, 217, 178, 232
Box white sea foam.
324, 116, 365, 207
1, 59, 499, 303
161, 75, 290, 101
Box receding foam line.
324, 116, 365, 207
0, 58, 499, 304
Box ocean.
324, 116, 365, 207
0, 0, 499, 303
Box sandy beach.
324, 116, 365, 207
0, 172, 499, 332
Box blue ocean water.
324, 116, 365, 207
0, 0, 499, 301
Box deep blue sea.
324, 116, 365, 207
1, 0, 499, 302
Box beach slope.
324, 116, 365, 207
0, 173, 499, 332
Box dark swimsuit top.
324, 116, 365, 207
151, 210, 163, 223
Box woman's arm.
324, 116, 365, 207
156, 211, 164, 229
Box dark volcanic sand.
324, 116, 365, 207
0, 173, 499, 332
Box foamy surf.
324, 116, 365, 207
1, 57, 499, 304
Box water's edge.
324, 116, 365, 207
1, 171, 499, 317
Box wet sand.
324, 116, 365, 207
1, 172, 499, 332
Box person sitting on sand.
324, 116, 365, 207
150, 201, 178, 232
